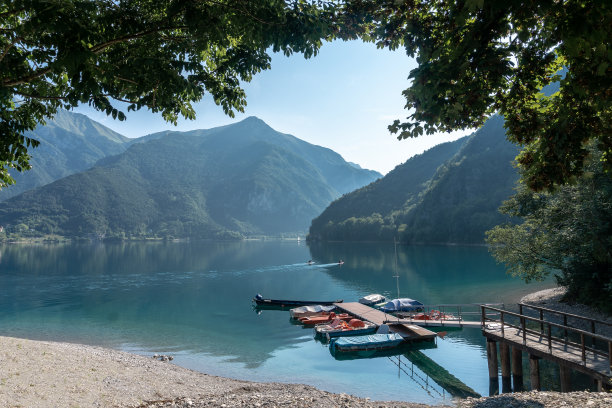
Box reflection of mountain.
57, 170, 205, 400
0, 241, 321, 369
307, 241, 551, 307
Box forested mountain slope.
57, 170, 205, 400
309, 136, 468, 237
0, 110, 129, 201
0, 117, 380, 239
308, 115, 519, 244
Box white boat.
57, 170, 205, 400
289, 304, 336, 319
358, 294, 386, 306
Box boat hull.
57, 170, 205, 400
330, 333, 405, 352
316, 325, 377, 338
253, 297, 342, 307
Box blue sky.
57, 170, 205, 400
76, 40, 469, 175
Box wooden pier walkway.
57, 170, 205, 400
391, 317, 481, 328
481, 304, 612, 393
334, 302, 437, 342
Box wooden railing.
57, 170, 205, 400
397, 303, 504, 322
518, 303, 612, 342
481, 304, 612, 369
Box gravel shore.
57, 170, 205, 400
0, 335, 434, 408
1, 286, 610, 407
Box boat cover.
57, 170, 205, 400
358, 294, 386, 305
332, 333, 404, 349
289, 304, 335, 317
380, 298, 424, 313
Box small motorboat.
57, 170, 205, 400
289, 304, 336, 319
358, 294, 386, 306
329, 330, 405, 352
299, 312, 351, 325
253, 294, 342, 307
411, 309, 459, 321
315, 318, 377, 338
379, 298, 424, 313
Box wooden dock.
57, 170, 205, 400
481, 304, 612, 393
334, 302, 437, 342
391, 317, 482, 328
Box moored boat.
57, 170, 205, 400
329, 332, 405, 352
253, 294, 342, 307
315, 318, 377, 338
299, 312, 351, 326
289, 304, 336, 319
379, 298, 424, 313
411, 309, 458, 321
358, 293, 386, 306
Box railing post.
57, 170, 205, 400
521, 316, 526, 345
540, 309, 544, 334
519, 304, 523, 316
481, 306, 486, 328
547, 323, 552, 353
564, 314, 568, 342
591, 320, 596, 348
581, 333, 586, 364
501, 311, 505, 338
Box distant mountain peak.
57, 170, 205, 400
235, 116, 273, 130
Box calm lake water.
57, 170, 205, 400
0, 241, 562, 404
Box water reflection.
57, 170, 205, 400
0, 240, 563, 403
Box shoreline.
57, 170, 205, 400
1, 286, 611, 407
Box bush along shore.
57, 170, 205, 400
1, 287, 610, 407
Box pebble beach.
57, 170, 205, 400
1, 286, 610, 408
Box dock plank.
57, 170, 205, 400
392, 318, 482, 329
334, 302, 437, 342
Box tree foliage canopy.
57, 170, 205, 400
2, 1, 611, 193
0, 0, 336, 187
341, 0, 611, 191
486, 148, 612, 312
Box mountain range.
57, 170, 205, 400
0, 110, 130, 202
308, 115, 520, 244
0, 112, 380, 239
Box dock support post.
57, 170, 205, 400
486, 339, 499, 395
594, 379, 610, 392
512, 346, 523, 392
500, 342, 512, 393
559, 364, 571, 392
529, 354, 541, 391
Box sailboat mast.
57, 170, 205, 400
394, 239, 400, 299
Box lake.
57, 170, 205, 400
0, 240, 559, 404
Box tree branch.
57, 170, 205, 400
89, 25, 189, 54
0, 36, 21, 63
2, 66, 53, 87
